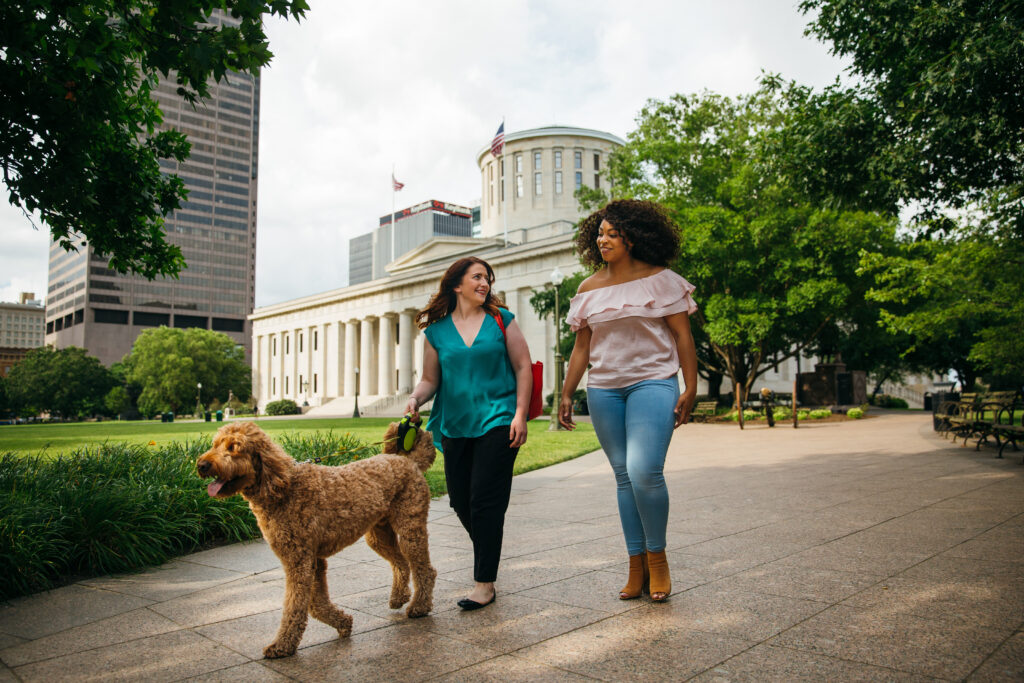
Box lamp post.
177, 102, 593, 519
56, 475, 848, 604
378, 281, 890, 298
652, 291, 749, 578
302, 380, 309, 407
353, 367, 361, 418
549, 266, 565, 431
196, 382, 202, 418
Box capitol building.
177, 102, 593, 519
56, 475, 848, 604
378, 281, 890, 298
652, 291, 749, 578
250, 126, 624, 415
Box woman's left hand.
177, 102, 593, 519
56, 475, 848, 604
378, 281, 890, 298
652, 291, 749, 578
674, 389, 697, 428
509, 414, 528, 448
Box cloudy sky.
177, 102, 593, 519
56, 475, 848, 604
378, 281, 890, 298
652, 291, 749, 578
0, 0, 849, 307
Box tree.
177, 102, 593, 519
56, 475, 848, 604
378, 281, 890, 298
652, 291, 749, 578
583, 88, 900, 403
6, 347, 116, 418
1, 1, 308, 279
790, 0, 1024, 228
528, 271, 587, 360
860, 220, 1024, 390
123, 327, 250, 416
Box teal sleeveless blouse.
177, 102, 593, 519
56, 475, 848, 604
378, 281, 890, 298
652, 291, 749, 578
423, 308, 517, 452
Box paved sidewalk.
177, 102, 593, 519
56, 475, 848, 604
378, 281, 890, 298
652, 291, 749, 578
1, 414, 1022, 681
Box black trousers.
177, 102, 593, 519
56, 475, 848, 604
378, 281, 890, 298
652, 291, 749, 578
442, 424, 519, 583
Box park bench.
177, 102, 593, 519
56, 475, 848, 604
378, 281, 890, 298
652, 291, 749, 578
692, 400, 718, 422
939, 391, 1023, 455
992, 396, 1024, 461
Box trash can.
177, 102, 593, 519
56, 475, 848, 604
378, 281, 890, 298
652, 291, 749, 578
923, 392, 932, 411
216, 410, 223, 421
160, 412, 167, 423
166, 411, 174, 423
204, 410, 212, 422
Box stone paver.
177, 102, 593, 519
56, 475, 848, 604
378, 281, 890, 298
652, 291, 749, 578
1, 413, 1022, 681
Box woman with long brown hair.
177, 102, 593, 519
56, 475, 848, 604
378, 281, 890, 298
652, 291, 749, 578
405, 256, 533, 610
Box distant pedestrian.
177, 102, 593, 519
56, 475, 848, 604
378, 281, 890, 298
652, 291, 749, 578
559, 199, 699, 602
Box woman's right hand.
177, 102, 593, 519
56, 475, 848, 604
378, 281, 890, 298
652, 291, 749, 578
557, 395, 576, 430
404, 397, 420, 421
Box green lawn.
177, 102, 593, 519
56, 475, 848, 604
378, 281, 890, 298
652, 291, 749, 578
0, 417, 601, 497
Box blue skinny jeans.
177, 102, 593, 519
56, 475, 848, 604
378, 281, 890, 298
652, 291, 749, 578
587, 378, 679, 555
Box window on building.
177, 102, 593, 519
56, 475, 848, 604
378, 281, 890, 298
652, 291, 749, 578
285, 335, 289, 354
554, 150, 562, 169
555, 171, 563, 194
516, 175, 524, 197
533, 151, 542, 169
594, 173, 600, 189
298, 333, 303, 353
313, 374, 318, 393
313, 330, 318, 351
285, 376, 289, 394
574, 150, 582, 169
534, 172, 542, 195
515, 154, 522, 173
272, 377, 276, 394
594, 152, 600, 170
272, 337, 277, 356
575, 171, 582, 189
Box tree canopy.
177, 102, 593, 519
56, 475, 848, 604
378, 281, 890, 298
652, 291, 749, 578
6, 346, 116, 418
578, 87, 901, 401
122, 327, 250, 415
0, 0, 308, 278
788, 0, 1024, 228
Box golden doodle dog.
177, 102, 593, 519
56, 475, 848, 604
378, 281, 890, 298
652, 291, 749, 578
196, 421, 436, 658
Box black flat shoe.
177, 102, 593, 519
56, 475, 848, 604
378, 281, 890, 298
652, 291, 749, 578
457, 592, 496, 611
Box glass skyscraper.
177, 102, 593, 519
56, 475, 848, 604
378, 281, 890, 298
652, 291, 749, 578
44, 12, 258, 367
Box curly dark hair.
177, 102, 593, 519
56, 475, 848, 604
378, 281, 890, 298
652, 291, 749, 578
575, 199, 681, 269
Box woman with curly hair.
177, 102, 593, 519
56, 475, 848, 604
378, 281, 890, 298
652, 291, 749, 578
559, 199, 699, 602
405, 256, 533, 611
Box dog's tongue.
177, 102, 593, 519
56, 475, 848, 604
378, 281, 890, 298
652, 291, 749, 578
207, 479, 226, 497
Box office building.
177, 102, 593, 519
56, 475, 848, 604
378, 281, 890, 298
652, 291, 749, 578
44, 11, 258, 367
0, 293, 45, 377
348, 200, 473, 286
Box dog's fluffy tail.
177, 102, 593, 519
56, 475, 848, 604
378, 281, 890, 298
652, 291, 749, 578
384, 422, 436, 473
406, 429, 436, 473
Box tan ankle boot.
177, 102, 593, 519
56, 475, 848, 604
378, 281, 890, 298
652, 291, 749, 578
647, 550, 671, 602
619, 553, 649, 600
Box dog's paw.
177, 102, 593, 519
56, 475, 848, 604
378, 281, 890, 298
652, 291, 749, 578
336, 613, 353, 638
389, 589, 411, 609
406, 602, 431, 618
263, 641, 297, 659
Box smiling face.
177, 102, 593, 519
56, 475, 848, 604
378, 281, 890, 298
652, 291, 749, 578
453, 263, 491, 307
596, 219, 631, 264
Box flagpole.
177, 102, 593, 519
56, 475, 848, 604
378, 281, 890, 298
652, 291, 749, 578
502, 118, 508, 247
391, 164, 396, 263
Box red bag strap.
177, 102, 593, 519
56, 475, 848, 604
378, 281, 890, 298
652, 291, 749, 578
493, 312, 507, 342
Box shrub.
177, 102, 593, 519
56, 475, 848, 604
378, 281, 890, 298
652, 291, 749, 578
0, 430, 374, 600
797, 410, 810, 420
265, 399, 300, 416
871, 394, 910, 409
808, 409, 832, 419
773, 407, 792, 420
847, 407, 864, 419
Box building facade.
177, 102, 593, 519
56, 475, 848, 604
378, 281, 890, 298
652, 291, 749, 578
252, 126, 624, 413
0, 293, 45, 377
349, 200, 474, 286
44, 11, 258, 367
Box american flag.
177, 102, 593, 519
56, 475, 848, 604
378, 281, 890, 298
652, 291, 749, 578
490, 122, 505, 157
392, 174, 404, 191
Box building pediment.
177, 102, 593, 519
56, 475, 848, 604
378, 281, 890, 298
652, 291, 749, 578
387, 236, 504, 274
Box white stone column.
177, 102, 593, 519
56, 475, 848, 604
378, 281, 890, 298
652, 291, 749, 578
344, 320, 358, 396
292, 328, 301, 399
278, 331, 286, 399
360, 317, 375, 396
378, 314, 395, 395
253, 334, 262, 405
306, 325, 314, 402
320, 322, 329, 399
397, 311, 414, 393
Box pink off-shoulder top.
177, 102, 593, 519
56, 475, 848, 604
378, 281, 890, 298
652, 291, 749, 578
564, 269, 697, 389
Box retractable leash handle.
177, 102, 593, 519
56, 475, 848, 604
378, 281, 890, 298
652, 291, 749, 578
396, 413, 421, 452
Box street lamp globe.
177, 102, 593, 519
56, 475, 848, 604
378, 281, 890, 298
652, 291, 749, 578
550, 266, 564, 286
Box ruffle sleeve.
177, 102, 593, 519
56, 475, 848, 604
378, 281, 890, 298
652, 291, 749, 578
564, 269, 697, 331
